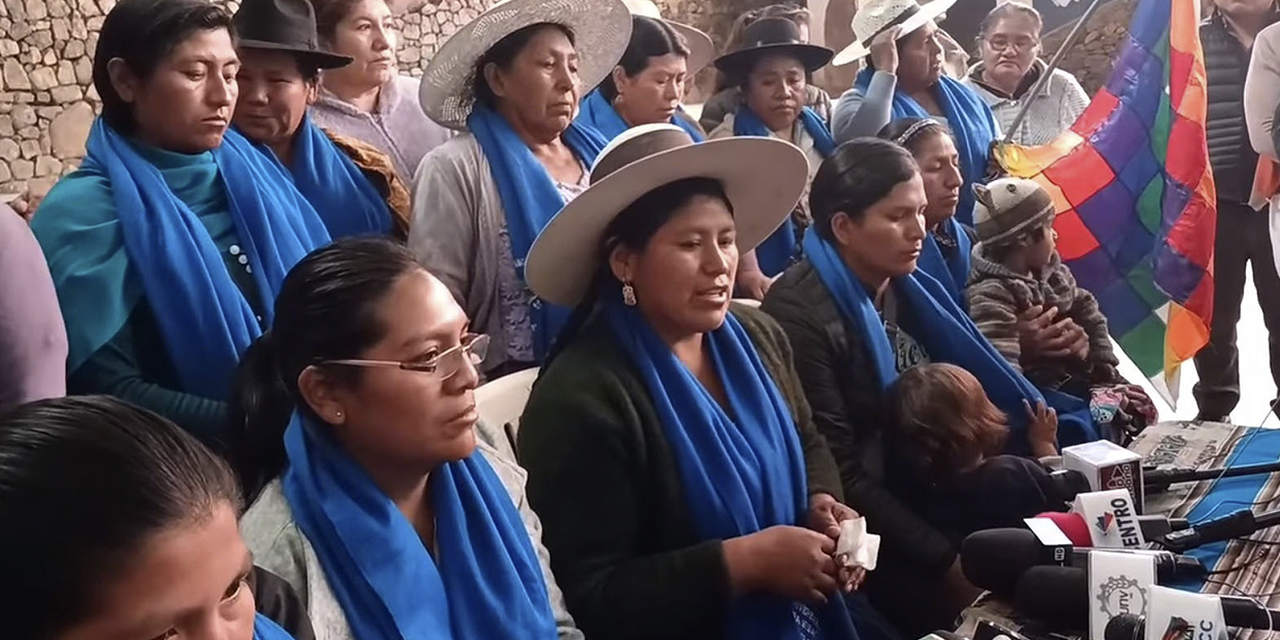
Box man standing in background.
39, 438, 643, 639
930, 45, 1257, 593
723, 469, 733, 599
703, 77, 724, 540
1194, 0, 1280, 423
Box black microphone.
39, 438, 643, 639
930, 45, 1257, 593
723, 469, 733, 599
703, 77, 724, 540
1015, 565, 1280, 630
1144, 460, 1280, 489
1159, 508, 1280, 552
961, 528, 1205, 596
1046, 468, 1093, 502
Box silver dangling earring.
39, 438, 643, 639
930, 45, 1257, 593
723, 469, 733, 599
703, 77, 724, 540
622, 281, 637, 306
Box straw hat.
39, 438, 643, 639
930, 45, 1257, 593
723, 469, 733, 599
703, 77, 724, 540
621, 0, 715, 73
419, 0, 633, 130
831, 0, 957, 66
714, 17, 834, 80
525, 124, 809, 307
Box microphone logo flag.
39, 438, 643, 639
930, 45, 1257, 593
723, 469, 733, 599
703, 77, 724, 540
1096, 512, 1117, 533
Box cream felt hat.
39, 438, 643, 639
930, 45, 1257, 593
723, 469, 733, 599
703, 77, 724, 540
525, 124, 810, 307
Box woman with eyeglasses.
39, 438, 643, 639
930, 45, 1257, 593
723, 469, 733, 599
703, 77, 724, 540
231, 237, 583, 640
961, 2, 1089, 146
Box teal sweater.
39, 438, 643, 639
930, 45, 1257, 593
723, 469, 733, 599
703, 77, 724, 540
518, 304, 844, 640
34, 145, 265, 446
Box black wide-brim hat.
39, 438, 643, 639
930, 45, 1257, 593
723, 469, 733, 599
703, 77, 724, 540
713, 17, 834, 80
234, 0, 354, 70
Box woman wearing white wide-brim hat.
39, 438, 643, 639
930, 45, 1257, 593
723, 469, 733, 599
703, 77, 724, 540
518, 124, 869, 640
829, 0, 1000, 228
407, 0, 632, 379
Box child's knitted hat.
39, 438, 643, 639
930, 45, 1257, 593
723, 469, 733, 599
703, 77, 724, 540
972, 177, 1056, 246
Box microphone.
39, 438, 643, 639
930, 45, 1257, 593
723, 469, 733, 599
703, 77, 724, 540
1159, 508, 1280, 552
1034, 511, 1190, 546
1012, 565, 1092, 626
1016, 566, 1280, 631
1144, 460, 1280, 489
1045, 468, 1093, 502
960, 528, 1204, 595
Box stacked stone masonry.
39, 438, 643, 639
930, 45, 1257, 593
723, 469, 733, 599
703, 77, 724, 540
0, 0, 1134, 194
0, 0, 495, 195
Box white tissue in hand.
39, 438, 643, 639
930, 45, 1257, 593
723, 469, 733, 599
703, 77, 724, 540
835, 517, 880, 571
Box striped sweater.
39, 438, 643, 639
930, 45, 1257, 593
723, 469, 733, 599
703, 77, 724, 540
966, 246, 1119, 391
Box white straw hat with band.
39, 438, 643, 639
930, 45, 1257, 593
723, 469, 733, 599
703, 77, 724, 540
525, 124, 810, 307
831, 0, 957, 66
419, 0, 633, 130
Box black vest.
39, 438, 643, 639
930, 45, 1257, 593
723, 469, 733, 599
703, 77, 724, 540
1201, 14, 1269, 203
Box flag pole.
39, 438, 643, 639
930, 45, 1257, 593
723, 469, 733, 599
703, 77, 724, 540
1001, 0, 1108, 144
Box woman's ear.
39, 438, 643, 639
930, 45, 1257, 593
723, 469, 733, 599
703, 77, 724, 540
829, 211, 858, 247
305, 77, 321, 106
482, 61, 508, 100
611, 65, 628, 97
297, 365, 348, 426
608, 243, 637, 284
106, 57, 140, 104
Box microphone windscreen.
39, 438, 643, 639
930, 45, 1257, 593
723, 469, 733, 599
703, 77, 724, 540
1035, 512, 1092, 546
1012, 565, 1090, 626
960, 528, 1043, 596
1105, 613, 1144, 640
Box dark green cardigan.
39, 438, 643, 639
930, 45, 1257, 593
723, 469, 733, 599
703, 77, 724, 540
518, 304, 844, 640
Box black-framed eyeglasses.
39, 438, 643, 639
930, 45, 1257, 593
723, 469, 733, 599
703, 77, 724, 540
321, 333, 490, 380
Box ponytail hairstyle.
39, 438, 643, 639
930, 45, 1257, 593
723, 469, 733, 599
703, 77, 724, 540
809, 137, 919, 243
0, 396, 240, 640
598, 16, 690, 102
227, 237, 425, 499
544, 177, 733, 367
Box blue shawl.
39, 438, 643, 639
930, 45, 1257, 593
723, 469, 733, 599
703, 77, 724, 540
254, 613, 296, 639
916, 218, 972, 305
803, 233, 1097, 451
855, 69, 999, 227
468, 105, 608, 360
286, 115, 392, 238
35, 119, 330, 400
604, 299, 860, 640
734, 105, 837, 277
576, 88, 706, 141
281, 412, 559, 640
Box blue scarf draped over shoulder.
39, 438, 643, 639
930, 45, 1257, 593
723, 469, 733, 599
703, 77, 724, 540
604, 298, 860, 640
254, 613, 296, 639
31, 119, 330, 401
734, 105, 836, 277
468, 104, 607, 360
576, 88, 706, 141
803, 233, 1097, 451
855, 68, 999, 227
917, 217, 972, 305
285, 115, 393, 238
281, 412, 559, 639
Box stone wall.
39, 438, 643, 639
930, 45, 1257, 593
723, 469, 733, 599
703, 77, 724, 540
1040, 0, 1137, 96
0, 0, 493, 196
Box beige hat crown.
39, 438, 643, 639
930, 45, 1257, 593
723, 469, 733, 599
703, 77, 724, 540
972, 177, 1056, 246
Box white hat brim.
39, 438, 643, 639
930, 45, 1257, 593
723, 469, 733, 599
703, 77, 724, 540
831, 0, 957, 67
419, 0, 633, 130
526, 136, 811, 307
669, 21, 715, 74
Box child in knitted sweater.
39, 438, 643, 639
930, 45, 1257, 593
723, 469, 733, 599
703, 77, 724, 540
965, 177, 1156, 439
